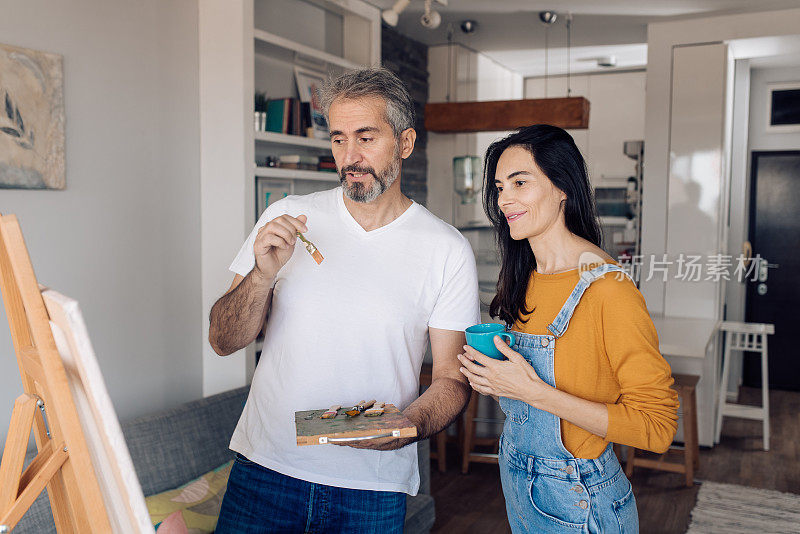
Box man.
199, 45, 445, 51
210, 67, 480, 533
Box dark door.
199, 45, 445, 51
745, 151, 800, 390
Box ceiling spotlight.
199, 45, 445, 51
381, 0, 410, 27
539, 11, 558, 25
597, 55, 617, 67
460, 20, 477, 34
420, 0, 441, 29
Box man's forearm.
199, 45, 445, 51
209, 270, 273, 355
404, 377, 471, 441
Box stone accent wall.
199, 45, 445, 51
381, 24, 428, 206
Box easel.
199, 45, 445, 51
0, 214, 112, 533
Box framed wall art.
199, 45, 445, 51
294, 66, 328, 139
0, 42, 66, 189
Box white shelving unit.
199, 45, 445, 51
255, 131, 331, 150
254, 28, 361, 71
255, 166, 339, 182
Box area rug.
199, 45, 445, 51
687, 481, 800, 533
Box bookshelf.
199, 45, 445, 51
250, 0, 380, 210
198, 0, 380, 393
245, 0, 380, 372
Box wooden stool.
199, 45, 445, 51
461, 390, 503, 474
715, 321, 774, 450
625, 373, 700, 487
419, 363, 448, 472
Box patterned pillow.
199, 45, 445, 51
146, 461, 233, 533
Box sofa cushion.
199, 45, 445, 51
123, 387, 248, 496
146, 460, 232, 533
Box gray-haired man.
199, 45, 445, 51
211, 68, 479, 533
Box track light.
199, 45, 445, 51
381, 0, 410, 27
597, 55, 617, 67
539, 11, 558, 25
420, 0, 441, 29
460, 20, 477, 34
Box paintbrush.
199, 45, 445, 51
363, 402, 386, 417
320, 404, 341, 419
345, 399, 376, 417
297, 232, 324, 264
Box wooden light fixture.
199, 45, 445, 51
425, 11, 589, 133
424, 97, 590, 133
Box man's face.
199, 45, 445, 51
328, 96, 402, 203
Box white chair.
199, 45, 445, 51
715, 321, 775, 450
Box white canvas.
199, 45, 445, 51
42, 288, 154, 534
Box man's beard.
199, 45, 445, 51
339, 148, 402, 203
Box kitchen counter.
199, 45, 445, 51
649, 313, 721, 447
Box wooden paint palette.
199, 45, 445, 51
295, 404, 417, 446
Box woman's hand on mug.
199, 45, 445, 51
457, 336, 551, 407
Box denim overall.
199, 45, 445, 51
498, 263, 639, 533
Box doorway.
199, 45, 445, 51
744, 151, 800, 390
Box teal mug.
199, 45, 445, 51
465, 323, 516, 360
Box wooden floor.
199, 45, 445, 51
428, 387, 800, 534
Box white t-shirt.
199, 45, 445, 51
227, 187, 480, 495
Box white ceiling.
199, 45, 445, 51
368, 0, 800, 77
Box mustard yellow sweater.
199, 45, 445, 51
512, 263, 679, 458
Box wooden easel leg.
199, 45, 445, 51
0, 394, 38, 513
0, 394, 80, 534
1, 439, 69, 532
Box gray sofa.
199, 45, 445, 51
12, 386, 435, 533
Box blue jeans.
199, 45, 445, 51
216, 453, 407, 534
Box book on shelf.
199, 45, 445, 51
317, 155, 337, 172
278, 155, 319, 165
266, 98, 290, 133
277, 162, 318, 171
277, 155, 319, 171
265, 98, 314, 136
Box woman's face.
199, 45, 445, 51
494, 145, 567, 241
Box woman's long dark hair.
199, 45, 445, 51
483, 124, 602, 326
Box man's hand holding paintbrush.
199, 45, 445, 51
252, 214, 323, 283
209, 213, 323, 355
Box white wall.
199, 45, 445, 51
0, 0, 202, 449
525, 71, 646, 184
199, 0, 252, 396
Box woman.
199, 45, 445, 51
458, 125, 678, 533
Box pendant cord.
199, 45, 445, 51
566, 14, 572, 97
544, 26, 549, 98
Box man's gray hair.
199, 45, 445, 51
320, 67, 415, 138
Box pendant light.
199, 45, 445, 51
539, 11, 557, 98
